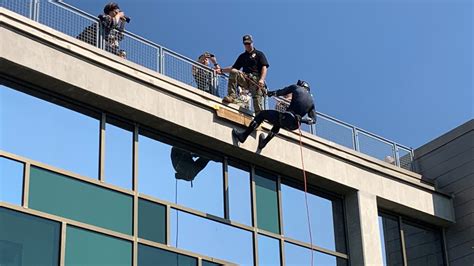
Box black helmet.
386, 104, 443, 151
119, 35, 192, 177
297, 80, 310, 90
104, 2, 120, 14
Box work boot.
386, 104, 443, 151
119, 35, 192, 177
232, 121, 258, 143
223, 95, 236, 104
258, 132, 276, 150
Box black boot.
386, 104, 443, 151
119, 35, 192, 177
258, 132, 276, 149
232, 121, 258, 143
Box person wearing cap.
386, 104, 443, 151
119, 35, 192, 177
192, 52, 220, 96
232, 80, 316, 150
217, 35, 269, 114
98, 2, 128, 58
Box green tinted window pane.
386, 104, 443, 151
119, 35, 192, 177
202, 261, 221, 266
0, 207, 60, 266
138, 244, 196, 266
0, 157, 24, 205
66, 226, 132, 266
255, 171, 279, 234
138, 199, 166, 244
29, 167, 133, 235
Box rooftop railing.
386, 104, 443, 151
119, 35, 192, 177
0, 0, 414, 171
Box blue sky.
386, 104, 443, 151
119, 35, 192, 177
68, 0, 473, 148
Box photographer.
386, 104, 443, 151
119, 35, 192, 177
192, 52, 220, 96
98, 2, 130, 58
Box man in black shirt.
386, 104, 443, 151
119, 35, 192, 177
232, 80, 316, 150
218, 35, 269, 114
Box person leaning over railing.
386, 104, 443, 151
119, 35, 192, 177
98, 2, 130, 58
232, 80, 316, 150
217, 35, 269, 114
192, 52, 221, 96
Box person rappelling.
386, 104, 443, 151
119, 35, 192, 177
232, 80, 316, 149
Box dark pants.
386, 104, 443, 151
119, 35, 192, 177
254, 110, 299, 134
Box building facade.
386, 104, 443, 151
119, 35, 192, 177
0, 2, 468, 265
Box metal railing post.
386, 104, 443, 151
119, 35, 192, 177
31, 0, 40, 22
393, 144, 400, 167
159, 47, 165, 74
352, 127, 359, 151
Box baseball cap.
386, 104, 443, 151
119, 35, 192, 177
242, 34, 253, 44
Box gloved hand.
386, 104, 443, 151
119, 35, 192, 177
301, 117, 316, 125
267, 91, 276, 97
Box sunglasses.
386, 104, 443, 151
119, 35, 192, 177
243, 43, 252, 46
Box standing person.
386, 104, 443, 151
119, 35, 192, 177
192, 52, 220, 96
217, 35, 269, 114
232, 80, 316, 150
98, 2, 130, 58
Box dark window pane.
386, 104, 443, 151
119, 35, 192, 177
170, 209, 253, 265
138, 244, 196, 266
66, 226, 132, 266
29, 167, 133, 235
282, 183, 346, 252
378, 215, 403, 266
138, 198, 166, 244
285, 242, 345, 266
139, 134, 223, 217
403, 221, 445, 266
0, 207, 60, 266
258, 234, 280, 266
228, 163, 251, 226
0, 85, 99, 178
105, 121, 133, 190
255, 170, 279, 234
0, 157, 24, 205
202, 261, 221, 266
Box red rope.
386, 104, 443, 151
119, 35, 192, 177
298, 121, 314, 266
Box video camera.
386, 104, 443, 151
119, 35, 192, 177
121, 16, 131, 23
204, 52, 215, 58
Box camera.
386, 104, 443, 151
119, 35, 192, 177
121, 16, 131, 23
204, 52, 215, 58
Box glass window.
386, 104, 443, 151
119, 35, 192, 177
0, 157, 24, 205
258, 234, 280, 266
170, 209, 253, 265
0, 85, 99, 179
282, 182, 346, 252
139, 133, 223, 217
0, 207, 60, 266
403, 221, 445, 266
66, 226, 132, 266
138, 198, 166, 244
105, 119, 133, 190
255, 170, 279, 234
284, 242, 346, 266
228, 163, 251, 226
202, 261, 221, 266
29, 167, 133, 235
138, 244, 196, 266
378, 214, 403, 266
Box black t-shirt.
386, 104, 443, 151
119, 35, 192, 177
232, 48, 269, 75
